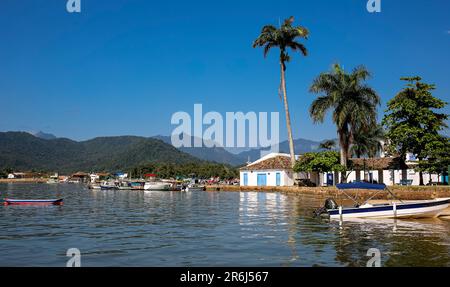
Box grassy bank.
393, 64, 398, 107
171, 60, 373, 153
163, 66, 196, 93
206, 185, 450, 200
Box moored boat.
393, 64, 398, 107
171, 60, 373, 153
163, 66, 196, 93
183, 184, 206, 192
100, 181, 117, 190
144, 181, 170, 191
3, 198, 64, 206
317, 182, 450, 220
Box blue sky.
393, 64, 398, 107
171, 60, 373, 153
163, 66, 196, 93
0, 0, 449, 142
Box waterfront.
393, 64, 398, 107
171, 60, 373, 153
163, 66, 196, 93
1, 183, 450, 267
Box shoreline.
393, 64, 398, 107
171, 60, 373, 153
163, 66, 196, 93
0, 178, 47, 183
1, 179, 449, 201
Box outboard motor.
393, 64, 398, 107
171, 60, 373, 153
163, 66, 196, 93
313, 198, 339, 217
324, 198, 338, 210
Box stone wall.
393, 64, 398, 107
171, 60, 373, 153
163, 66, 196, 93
206, 185, 450, 200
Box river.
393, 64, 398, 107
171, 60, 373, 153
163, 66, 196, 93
1, 183, 449, 266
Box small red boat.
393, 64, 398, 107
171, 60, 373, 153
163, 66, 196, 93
3, 198, 64, 206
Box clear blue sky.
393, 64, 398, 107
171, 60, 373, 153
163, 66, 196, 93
0, 0, 449, 142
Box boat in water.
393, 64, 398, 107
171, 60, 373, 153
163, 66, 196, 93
144, 181, 171, 191
3, 198, 64, 206
316, 182, 450, 220
183, 184, 206, 192
100, 181, 117, 190
118, 181, 145, 190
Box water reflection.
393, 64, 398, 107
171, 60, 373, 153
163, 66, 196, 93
1, 184, 450, 266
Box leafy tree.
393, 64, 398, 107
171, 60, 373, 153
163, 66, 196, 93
253, 16, 309, 167
319, 139, 336, 151
294, 151, 345, 174
310, 64, 380, 181
382, 77, 448, 185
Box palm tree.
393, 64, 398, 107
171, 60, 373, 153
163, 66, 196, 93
351, 124, 385, 158
309, 64, 380, 182
253, 16, 309, 167
319, 139, 336, 151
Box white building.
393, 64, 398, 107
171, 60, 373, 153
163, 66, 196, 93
239, 153, 298, 187
319, 156, 443, 186
241, 153, 446, 187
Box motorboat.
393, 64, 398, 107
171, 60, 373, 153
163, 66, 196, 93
117, 181, 145, 190
144, 181, 170, 191
183, 184, 206, 192
316, 182, 450, 220
100, 181, 117, 190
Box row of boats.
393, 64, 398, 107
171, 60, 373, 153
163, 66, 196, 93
88, 180, 206, 192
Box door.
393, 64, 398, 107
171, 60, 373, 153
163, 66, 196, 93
257, 173, 267, 186
243, 173, 248, 186
276, 172, 281, 186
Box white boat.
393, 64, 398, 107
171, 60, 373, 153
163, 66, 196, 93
144, 181, 170, 191
184, 184, 206, 192
100, 181, 117, 190
318, 182, 450, 220
89, 183, 101, 190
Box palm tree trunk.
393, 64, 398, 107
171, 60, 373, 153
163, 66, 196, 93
280, 61, 296, 168
338, 130, 349, 183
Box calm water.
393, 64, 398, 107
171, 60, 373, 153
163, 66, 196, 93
1, 183, 450, 267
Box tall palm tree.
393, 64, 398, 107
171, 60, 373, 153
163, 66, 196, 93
253, 16, 309, 167
310, 64, 380, 182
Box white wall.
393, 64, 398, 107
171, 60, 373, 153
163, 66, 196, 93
322, 169, 441, 186
240, 170, 294, 187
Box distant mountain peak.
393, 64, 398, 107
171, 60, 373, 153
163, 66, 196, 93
32, 131, 57, 140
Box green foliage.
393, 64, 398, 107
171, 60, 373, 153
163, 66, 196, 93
382, 77, 448, 165
309, 64, 380, 167
252, 16, 309, 65
134, 162, 238, 180
294, 151, 345, 173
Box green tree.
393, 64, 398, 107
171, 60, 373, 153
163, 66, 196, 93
310, 64, 380, 182
294, 151, 345, 174
382, 77, 448, 185
253, 16, 309, 167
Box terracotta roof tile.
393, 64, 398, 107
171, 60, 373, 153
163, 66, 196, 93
240, 156, 292, 171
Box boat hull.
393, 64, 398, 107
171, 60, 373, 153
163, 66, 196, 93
144, 183, 170, 191
328, 198, 450, 220
3, 198, 64, 206
185, 186, 206, 192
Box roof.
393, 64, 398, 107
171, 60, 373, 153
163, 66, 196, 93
240, 155, 292, 171
349, 157, 408, 170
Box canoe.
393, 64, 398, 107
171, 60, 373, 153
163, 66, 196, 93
3, 198, 64, 206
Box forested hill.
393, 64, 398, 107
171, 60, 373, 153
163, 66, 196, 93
0, 132, 203, 174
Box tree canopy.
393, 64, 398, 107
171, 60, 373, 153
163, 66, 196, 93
382, 77, 448, 184
294, 151, 345, 173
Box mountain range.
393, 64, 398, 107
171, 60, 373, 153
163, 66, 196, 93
0, 131, 331, 173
